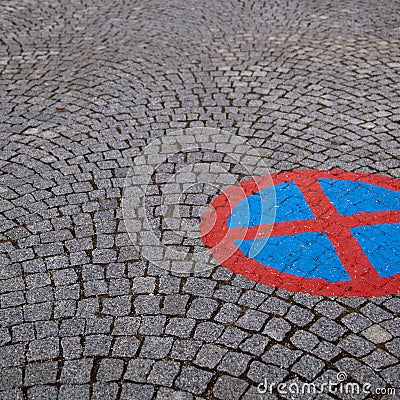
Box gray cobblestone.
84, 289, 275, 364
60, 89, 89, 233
237, 309, 269, 332
213, 375, 248, 400
147, 360, 180, 386
291, 355, 325, 381
1, 0, 400, 397
124, 358, 154, 382
27, 338, 59, 361
61, 359, 93, 384
97, 358, 124, 382
112, 336, 140, 358
218, 351, 251, 376
140, 336, 173, 359
176, 366, 213, 395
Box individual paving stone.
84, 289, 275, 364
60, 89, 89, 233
92, 383, 119, 400
84, 281, 107, 299
139, 315, 167, 335
102, 295, 132, 316
247, 361, 288, 385
54, 299, 76, 318
284, 305, 315, 327
112, 336, 140, 358
27, 338, 59, 361
1, 291, 25, 307
361, 324, 393, 344
147, 360, 180, 386
158, 276, 181, 294
213, 375, 249, 400
214, 303, 241, 323
86, 317, 113, 334
236, 309, 269, 332
92, 249, 117, 264
310, 317, 347, 341
61, 359, 93, 384
263, 317, 291, 341
194, 321, 223, 342
262, 344, 302, 369
124, 358, 155, 382
0, 307, 23, 328
183, 277, 216, 297
239, 334, 269, 356
314, 301, 345, 319
194, 344, 227, 368
61, 337, 83, 360
217, 351, 252, 376
162, 294, 190, 315
84, 335, 112, 356
290, 330, 319, 351
59, 319, 85, 337
187, 297, 218, 319
380, 365, 400, 388
97, 358, 125, 382
171, 340, 202, 361
156, 387, 194, 400
360, 304, 392, 323
0, 367, 22, 390
362, 349, 398, 370
132, 277, 156, 294
312, 342, 341, 361
12, 323, 35, 342
176, 365, 213, 395
291, 355, 325, 381
339, 334, 375, 357
112, 317, 140, 335
218, 327, 249, 348
120, 383, 154, 400
140, 336, 173, 359
23, 302, 52, 322
76, 298, 99, 317
52, 269, 78, 286
214, 285, 242, 303
27, 385, 58, 400
238, 290, 267, 308
134, 295, 161, 314
341, 312, 373, 333
385, 337, 400, 357
232, 276, 256, 290
82, 265, 104, 281
165, 317, 196, 338
212, 267, 234, 281
292, 293, 323, 308
380, 318, 400, 337
383, 298, 400, 313
109, 278, 131, 296
24, 361, 58, 386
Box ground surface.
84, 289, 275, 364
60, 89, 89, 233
1, 1, 400, 399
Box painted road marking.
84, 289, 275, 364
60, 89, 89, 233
200, 170, 400, 297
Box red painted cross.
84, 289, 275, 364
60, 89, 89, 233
201, 170, 400, 297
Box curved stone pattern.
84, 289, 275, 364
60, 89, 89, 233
0, 1, 399, 399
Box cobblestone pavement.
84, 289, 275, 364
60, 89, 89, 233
1, 1, 400, 399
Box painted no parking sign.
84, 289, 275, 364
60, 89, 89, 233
201, 170, 400, 297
